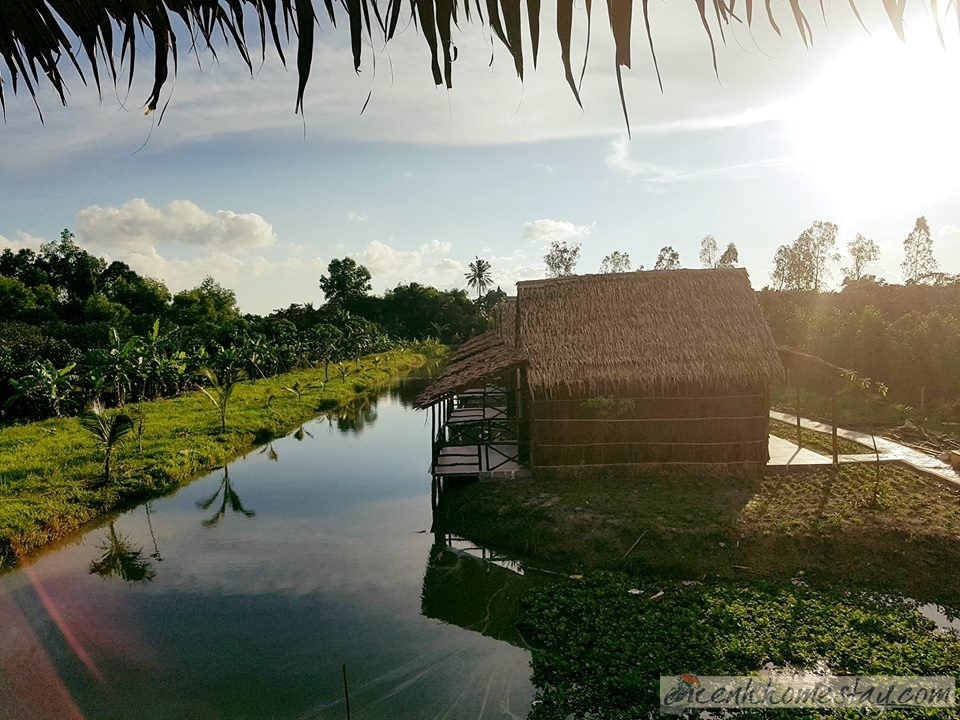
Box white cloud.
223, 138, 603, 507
346, 212, 369, 223
522, 218, 593, 246
349, 239, 459, 290
605, 136, 788, 183
0, 232, 43, 252
76, 198, 277, 253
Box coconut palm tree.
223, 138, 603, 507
80, 400, 135, 485
0, 1, 929, 131
464, 257, 493, 302
197, 366, 247, 433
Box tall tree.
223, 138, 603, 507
717, 243, 739, 268
844, 234, 880, 284
464, 257, 493, 300
699, 236, 738, 269
901, 217, 939, 284
798, 221, 840, 291
653, 246, 680, 271
698, 235, 719, 268
599, 251, 631, 273
319, 258, 372, 306
544, 240, 581, 278
771, 221, 838, 291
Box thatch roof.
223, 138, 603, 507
2, 1, 935, 126
414, 342, 525, 408
516, 268, 783, 398
415, 296, 519, 408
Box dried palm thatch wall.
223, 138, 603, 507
516, 269, 783, 472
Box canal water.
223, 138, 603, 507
0, 377, 540, 719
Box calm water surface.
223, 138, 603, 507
0, 378, 539, 719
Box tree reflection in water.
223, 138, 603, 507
293, 425, 314, 442
89, 521, 156, 582
325, 392, 379, 433
196, 466, 255, 527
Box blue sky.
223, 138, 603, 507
2, 2, 960, 314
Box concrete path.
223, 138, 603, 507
770, 410, 960, 485
768, 434, 832, 466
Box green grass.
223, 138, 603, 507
768, 418, 871, 456
521, 573, 960, 719
435, 463, 960, 607
0, 350, 426, 565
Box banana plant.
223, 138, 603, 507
80, 400, 135, 485
5, 360, 77, 417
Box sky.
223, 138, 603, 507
2, 2, 960, 314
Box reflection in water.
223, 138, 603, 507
391, 371, 439, 408
259, 441, 279, 462
421, 535, 556, 649
2, 364, 537, 720
89, 521, 156, 582
196, 466, 256, 527
326, 391, 379, 432
145, 502, 163, 562
293, 425, 314, 442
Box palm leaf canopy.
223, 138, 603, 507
80, 401, 135, 445
0, 0, 941, 129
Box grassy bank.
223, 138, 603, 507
435, 464, 960, 606
0, 350, 426, 565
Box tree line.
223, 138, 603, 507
542, 235, 740, 277
0, 231, 490, 424
771, 217, 955, 291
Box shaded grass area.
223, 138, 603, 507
768, 418, 871, 456
437, 468, 960, 717
434, 464, 960, 607
771, 385, 907, 430
521, 573, 960, 719
0, 350, 425, 565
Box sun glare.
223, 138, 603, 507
788, 19, 960, 216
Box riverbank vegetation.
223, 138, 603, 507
0, 350, 426, 565
435, 464, 960, 606
0, 233, 486, 426
438, 467, 960, 717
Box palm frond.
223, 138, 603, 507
1, 0, 947, 130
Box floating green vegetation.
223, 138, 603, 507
521, 573, 960, 719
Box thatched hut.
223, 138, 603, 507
516, 269, 782, 473
417, 269, 782, 475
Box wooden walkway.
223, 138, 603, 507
433, 443, 528, 478
769, 411, 960, 485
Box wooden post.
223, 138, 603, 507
831, 393, 838, 467
342, 664, 351, 720
796, 386, 802, 449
